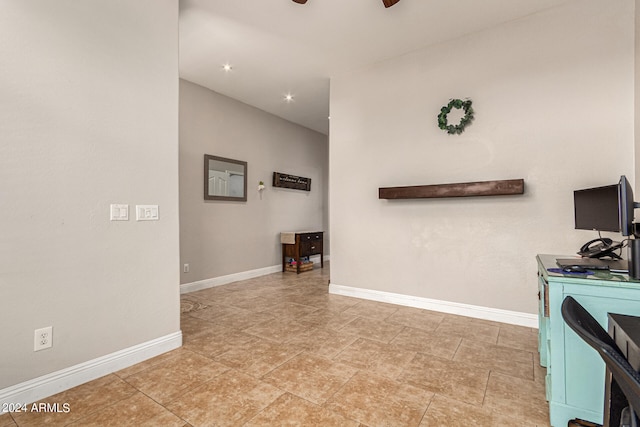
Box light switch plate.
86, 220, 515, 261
136, 205, 159, 221
110, 204, 129, 221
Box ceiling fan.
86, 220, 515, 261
292, 0, 401, 8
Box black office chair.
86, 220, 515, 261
561, 296, 640, 427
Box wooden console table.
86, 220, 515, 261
281, 231, 324, 274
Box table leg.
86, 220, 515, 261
281, 244, 286, 272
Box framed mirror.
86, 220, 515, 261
204, 154, 247, 201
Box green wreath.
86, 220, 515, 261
437, 99, 474, 135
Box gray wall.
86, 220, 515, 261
179, 80, 328, 285
0, 0, 180, 388
329, 0, 635, 315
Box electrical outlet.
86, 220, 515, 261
34, 326, 53, 351
183, 263, 189, 273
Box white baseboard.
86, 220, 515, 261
0, 331, 182, 408
180, 264, 282, 294
181, 254, 330, 294
329, 283, 538, 328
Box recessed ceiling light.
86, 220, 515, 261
222, 63, 232, 72
284, 94, 294, 102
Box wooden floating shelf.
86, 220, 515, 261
379, 179, 525, 200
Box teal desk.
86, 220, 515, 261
537, 254, 640, 427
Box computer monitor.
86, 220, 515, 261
574, 184, 620, 233
618, 175, 635, 237
573, 176, 639, 259
574, 176, 637, 236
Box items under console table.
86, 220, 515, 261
281, 231, 324, 274
537, 254, 640, 426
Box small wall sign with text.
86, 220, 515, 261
273, 172, 311, 191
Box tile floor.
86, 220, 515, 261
2, 264, 551, 426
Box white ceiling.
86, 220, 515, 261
179, 0, 570, 135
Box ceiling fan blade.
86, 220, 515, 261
382, 0, 400, 7
292, 0, 308, 3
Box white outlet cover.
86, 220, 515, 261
34, 326, 53, 351
110, 204, 129, 221
136, 205, 159, 221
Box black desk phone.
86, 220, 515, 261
578, 238, 623, 259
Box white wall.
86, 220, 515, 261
0, 0, 180, 389
179, 80, 328, 285
636, 0, 640, 192
329, 0, 635, 315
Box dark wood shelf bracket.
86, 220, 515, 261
378, 178, 524, 200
